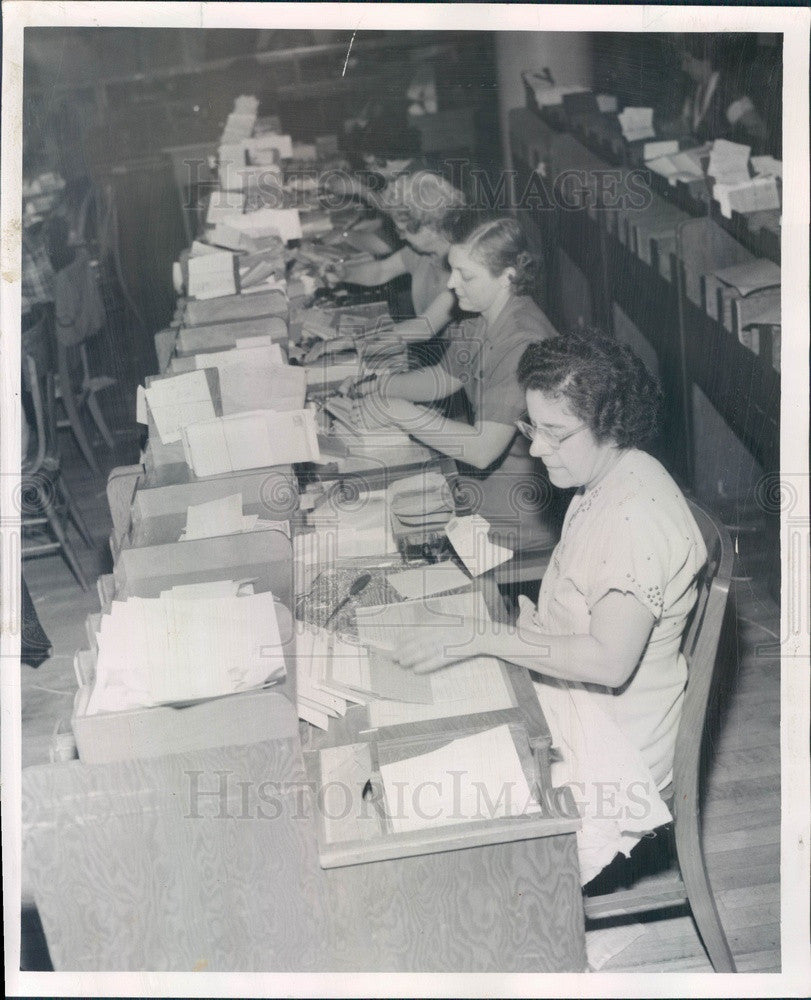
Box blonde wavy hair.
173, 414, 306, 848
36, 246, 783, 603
381, 170, 466, 231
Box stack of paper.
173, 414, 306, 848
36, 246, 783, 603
140, 370, 216, 445
380, 724, 540, 834
86, 591, 286, 716
295, 626, 356, 729
617, 107, 655, 142
179, 493, 289, 541
596, 94, 618, 114
445, 514, 513, 576
181, 408, 321, 477
187, 250, 237, 300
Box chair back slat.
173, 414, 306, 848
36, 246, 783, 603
672, 500, 735, 821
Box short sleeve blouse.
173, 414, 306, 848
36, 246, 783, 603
534, 449, 707, 786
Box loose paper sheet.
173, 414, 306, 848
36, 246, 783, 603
445, 514, 513, 576
380, 724, 540, 834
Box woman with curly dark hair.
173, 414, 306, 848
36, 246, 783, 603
352, 216, 561, 549
394, 331, 707, 883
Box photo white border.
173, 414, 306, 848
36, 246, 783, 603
2, 3, 808, 997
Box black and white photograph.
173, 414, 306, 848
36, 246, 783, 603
1, 3, 808, 995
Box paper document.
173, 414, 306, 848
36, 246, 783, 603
144, 370, 216, 444
596, 94, 618, 113
380, 724, 541, 834
445, 514, 513, 576
181, 408, 320, 477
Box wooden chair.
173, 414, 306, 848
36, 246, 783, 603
52, 246, 118, 477
22, 354, 93, 590
583, 498, 736, 972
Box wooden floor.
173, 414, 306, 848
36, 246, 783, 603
19, 405, 782, 974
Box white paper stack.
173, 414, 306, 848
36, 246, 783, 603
86, 591, 286, 715
181, 408, 321, 477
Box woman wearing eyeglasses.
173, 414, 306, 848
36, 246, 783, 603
393, 331, 707, 883
309, 171, 466, 362
354, 216, 562, 550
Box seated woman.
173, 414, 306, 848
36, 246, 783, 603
310, 171, 466, 360
392, 331, 708, 884
352, 216, 561, 550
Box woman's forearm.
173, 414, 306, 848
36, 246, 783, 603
478, 625, 632, 689
383, 366, 459, 402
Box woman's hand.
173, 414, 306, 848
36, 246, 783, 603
391, 623, 484, 674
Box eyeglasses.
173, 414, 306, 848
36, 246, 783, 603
515, 419, 588, 449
